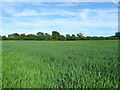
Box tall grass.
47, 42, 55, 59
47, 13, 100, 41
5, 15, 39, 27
2, 40, 118, 88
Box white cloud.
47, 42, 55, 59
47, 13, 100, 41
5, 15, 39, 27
2, 11, 117, 36
14, 9, 40, 16
2, 8, 118, 28
3, 8, 65, 17
2, 2, 118, 36
60, 8, 118, 21
63, 10, 76, 17
2, 19, 117, 36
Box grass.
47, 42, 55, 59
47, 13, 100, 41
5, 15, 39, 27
0, 41, 2, 89
2, 40, 118, 88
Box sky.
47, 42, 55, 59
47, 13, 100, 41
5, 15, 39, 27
1, 1, 118, 36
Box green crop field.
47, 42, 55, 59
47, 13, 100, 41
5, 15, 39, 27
2, 40, 118, 88
0, 41, 2, 89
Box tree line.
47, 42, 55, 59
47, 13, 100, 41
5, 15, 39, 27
0, 31, 120, 41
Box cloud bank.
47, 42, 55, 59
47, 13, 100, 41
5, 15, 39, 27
1, 2, 118, 36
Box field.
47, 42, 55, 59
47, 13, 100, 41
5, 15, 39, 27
0, 41, 2, 89
2, 40, 118, 88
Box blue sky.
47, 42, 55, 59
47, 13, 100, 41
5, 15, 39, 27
1, 2, 118, 36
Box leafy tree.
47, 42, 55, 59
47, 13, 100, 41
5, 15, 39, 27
99, 36, 106, 40
66, 34, 77, 40
2, 36, 7, 40
52, 31, 60, 40
36, 32, 45, 40
8, 33, 20, 40
86, 36, 92, 40
13, 33, 19, 37
45, 33, 52, 40
66, 34, 71, 40
71, 34, 77, 40
106, 36, 117, 40
77, 33, 83, 37
59, 35, 65, 41
37, 32, 44, 36
20, 33, 26, 40
8, 34, 14, 39
24, 34, 36, 40
66, 34, 70, 37
0, 35, 1, 40
115, 32, 120, 39
2, 31, 119, 41
92, 36, 99, 40
77, 33, 85, 40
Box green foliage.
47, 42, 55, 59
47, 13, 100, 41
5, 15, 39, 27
58, 35, 65, 41
45, 33, 52, 41
52, 31, 60, 40
115, 32, 120, 39
8, 34, 14, 39
24, 34, 36, 40
2, 36, 7, 40
36, 32, 45, 40
77, 33, 85, 40
0, 41, 1, 89
1, 31, 119, 41
66, 34, 71, 40
2, 40, 118, 88
0, 35, 1, 40
66, 34, 77, 40
71, 34, 77, 40
20, 33, 26, 40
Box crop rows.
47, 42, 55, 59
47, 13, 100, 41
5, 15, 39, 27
2, 40, 118, 88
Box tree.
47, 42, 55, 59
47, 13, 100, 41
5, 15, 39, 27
115, 32, 120, 39
66, 34, 71, 40
66, 34, 70, 37
99, 36, 106, 40
2, 36, 7, 40
66, 34, 77, 40
0, 35, 1, 40
77, 33, 85, 40
8, 34, 14, 39
20, 33, 26, 40
36, 32, 45, 40
71, 34, 77, 40
2, 31, 118, 41
92, 36, 99, 40
8, 33, 20, 40
24, 34, 36, 40
13, 33, 19, 37
59, 35, 65, 41
45, 33, 52, 40
52, 31, 60, 40
86, 36, 92, 40
77, 33, 83, 37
